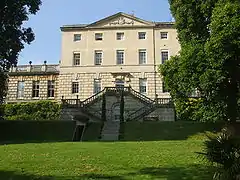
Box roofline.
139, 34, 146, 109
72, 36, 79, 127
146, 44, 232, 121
60, 12, 175, 31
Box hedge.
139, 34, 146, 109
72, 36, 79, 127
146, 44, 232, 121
1, 100, 61, 121
0, 120, 75, 143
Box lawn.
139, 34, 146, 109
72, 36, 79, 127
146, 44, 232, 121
0, 140, 213, 180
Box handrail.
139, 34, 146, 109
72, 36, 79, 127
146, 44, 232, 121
127, 104, 155, 121
81, 88, 106, 106
127, 98, 174, 121
129, 87, 154, 104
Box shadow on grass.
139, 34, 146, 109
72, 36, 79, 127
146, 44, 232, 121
131, 165, 214, 180
0, 165, 214, 180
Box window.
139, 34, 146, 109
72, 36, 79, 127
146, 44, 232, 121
94, 50, 103, 65
139, 78, 147, 94
116, 50, 124, 64
95, 33, 103, 41
32, 81, 40, 98
161, 50, 169, 64
139, 49, 147, 64
160, 32, 168, 39
72, 82, 79, 94
94, 79, 101, 94
116, 32, 124, 40
48, 80, 55, 97
138, 32, 146, 39
73, 52, 80, 66
74, 34, 81, 41
17, 81, 24, 98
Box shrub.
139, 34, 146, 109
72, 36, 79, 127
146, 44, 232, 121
3, 101, 61, 121
199, 128, 240, 180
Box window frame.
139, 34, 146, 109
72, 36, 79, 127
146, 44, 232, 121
139, 49, 147, 64
72, 82, 79, 94
95, 33, 103, 41
32, 80, 40, 98
17, 81, 25, 98
73, 52, 81, 66
138, 32, 146, 40
161, 50, 169, 64
116, 50, 124, 65
73, 34, 81, 41
139, 78, 147, 94
94, 50, 103, 65
93, 79, 102, 94
116, 32, 124, 40
160, 32, 168, 39
47, 80, 55, 98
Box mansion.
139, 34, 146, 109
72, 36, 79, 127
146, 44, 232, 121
6, 12, 180, 103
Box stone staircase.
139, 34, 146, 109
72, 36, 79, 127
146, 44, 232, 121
101, 120, 120, 141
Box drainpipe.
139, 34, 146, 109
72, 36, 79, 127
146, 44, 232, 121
153, 25, 157, 100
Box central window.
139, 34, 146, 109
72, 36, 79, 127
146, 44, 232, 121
32, 81, 40, 98
94, 50, 103, 65
94, 79, 101, 94
139, 49, 147, 64
72, 82, 79, 94
116, 32, 124, 40
116, 50, 124, 65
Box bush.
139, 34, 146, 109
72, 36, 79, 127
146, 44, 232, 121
2, 100, 61, 121
199, 128, 240, 180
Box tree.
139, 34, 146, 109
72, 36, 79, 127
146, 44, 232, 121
160, 0, 240, 123
0, 0, 42, 103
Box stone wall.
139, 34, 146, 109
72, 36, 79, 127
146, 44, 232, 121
58, 72, 170, 101
7, 75, 59, 103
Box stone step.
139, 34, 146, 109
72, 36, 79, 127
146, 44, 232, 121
101, 134, 119, 141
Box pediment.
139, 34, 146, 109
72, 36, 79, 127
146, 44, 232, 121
87, 12, 154, 28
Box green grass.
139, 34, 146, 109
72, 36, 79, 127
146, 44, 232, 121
0, 140, 213, 180
121, 121, 222, 141
0, 121, 222, 179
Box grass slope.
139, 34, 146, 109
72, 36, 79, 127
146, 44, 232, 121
0, 141, 212, 180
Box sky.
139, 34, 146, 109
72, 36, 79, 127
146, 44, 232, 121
18, 0, 172, 65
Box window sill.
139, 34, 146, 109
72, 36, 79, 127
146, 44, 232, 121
47, 97, 55, 99
32, 97, 40, 100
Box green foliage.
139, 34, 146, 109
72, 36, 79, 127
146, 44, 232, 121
120, 91, 124, 122
2, 100, 61, 121
101, 93, 106, 121
199, 128, 240, 180
160, 0, 240, 122
0, 121, 75, 143
0, 0, 41, 103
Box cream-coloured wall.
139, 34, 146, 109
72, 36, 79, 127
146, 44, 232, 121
59, 14, 181, 100
155, 28, 180, 65
61, 28, 155, 67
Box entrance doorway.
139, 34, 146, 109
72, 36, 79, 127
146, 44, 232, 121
111, 103, 121, 122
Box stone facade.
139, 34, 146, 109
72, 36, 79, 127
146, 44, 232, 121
6, 64, 59, 103
5, 12, 178, 122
